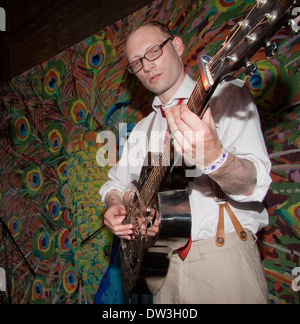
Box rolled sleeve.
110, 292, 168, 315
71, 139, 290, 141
99, 114, 154, 206
223, 153, 272, 203
99, 178, 127, 206
213, 80, 272, 203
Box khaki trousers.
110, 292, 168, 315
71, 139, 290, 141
154, 230, 269, 304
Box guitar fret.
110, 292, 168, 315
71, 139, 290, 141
187, 75, 207, 115
140, 139, 173, 206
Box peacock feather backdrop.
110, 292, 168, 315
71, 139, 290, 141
0, 0, 299, 304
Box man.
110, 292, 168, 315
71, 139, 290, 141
100, 21, 272, 304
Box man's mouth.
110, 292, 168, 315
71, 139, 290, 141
149, 74, 161, 83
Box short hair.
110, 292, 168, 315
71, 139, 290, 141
125, 21, 173, 47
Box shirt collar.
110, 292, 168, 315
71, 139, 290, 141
152, 74, 196, 112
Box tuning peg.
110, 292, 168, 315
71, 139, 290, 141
245, 62, 257, 76
265, 41, 277, 58
289, 6, 300, 34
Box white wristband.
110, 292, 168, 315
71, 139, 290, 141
203, 150, 229, 175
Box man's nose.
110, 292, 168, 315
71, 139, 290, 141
142, 58, 156, 72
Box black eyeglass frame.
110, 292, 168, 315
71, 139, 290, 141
127, 37, 173, 74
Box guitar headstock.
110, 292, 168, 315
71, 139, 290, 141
206, 0, 299, 83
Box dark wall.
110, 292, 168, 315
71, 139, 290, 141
0, 0, 154, 81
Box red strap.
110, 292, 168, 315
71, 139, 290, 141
160, 106, 166, 118
177, 236, 192, 260
178, 98, 185, 106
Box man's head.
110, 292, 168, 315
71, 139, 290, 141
125, 21, 185, 104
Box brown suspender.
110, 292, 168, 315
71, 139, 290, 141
212, 181, 248, 247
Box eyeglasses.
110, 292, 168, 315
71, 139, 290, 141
127, 38, 173, 74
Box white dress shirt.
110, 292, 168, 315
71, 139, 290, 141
100, 74, 272, 241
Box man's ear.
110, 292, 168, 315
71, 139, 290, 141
172, 36, 185, 57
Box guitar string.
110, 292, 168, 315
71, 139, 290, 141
127, 138, 173, 223
208, 24, 242, 72
135, 82, 203, 209
208, 1, 259, 70
207, 14, 272, 76
140, 139, 172, 200
207, 1, 268, 74
189, 3, 259, 86
209, 1, 296, 75
126, 71, 210, 226
208, 0, 295, 76
227, 16, 272, 60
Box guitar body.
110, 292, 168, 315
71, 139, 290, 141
121, 156, 191, 294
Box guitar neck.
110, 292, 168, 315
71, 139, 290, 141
139, 143, 174, 207
187, 0, 295, 117
186, 74, 215, 118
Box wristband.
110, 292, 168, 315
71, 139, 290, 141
203, 149, 229, 175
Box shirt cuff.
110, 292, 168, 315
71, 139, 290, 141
223, 155, 272, 203
99, 180, 126, 206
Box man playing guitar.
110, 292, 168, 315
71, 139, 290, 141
100, 21, 272, 304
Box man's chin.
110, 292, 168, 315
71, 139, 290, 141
145, 82, 168, 96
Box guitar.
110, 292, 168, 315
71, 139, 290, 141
120, 0, 299, 295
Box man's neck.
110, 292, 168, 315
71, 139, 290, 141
158, 72, 186, 105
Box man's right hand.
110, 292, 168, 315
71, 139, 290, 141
104, 204, 134, 240
103, 190, 133, 240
